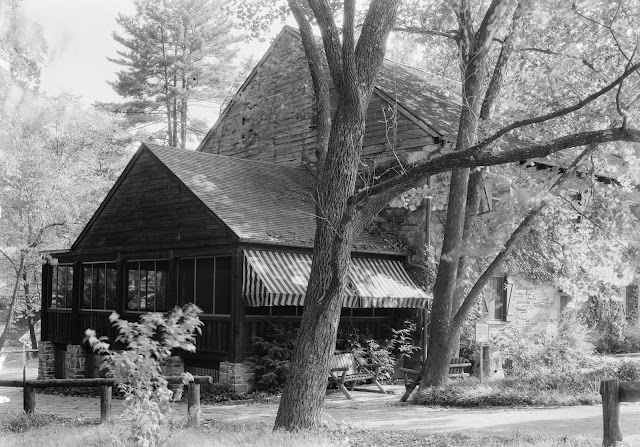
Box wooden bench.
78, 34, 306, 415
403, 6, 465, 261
399, 357, 471, 396
328, 352, 386, 399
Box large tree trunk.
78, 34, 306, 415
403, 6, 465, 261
423, 0, 510, 386
274, 0, 399, 430
22, 270, 38, 351
0, 255, 25, 351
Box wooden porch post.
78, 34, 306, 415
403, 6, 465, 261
230, 250, 245, 363
71, 262, 82, 344
41, 263, 50, 342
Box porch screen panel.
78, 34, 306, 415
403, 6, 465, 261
105, 264, 117, 309
195, 258, 214, 314
214, 257, 232, 314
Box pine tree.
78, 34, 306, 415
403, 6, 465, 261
110, 0, 240, 148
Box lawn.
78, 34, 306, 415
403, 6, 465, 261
0, 413, 636, 447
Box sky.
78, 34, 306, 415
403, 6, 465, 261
23, 0, 137, 103
21, 0, 273, 125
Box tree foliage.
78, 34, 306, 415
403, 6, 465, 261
110, 0, 241, 148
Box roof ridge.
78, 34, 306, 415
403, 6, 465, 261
145, 142, 318, 175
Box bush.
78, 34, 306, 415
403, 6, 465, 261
336, 319, 419, 380
611, 323, 640, 354
244, 322, 298, 393
413, 377, 600, 407
504, 314, 594, 380
85, 304, 203, 447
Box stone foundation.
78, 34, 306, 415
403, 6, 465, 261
220, 362, 253, 393
65, 345, 87, 379
38, 341, 56, 380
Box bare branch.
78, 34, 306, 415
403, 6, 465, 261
517, 47, 597, 71
0, 249, 18, 274
391, 26, 457, 41
616, 46, 637, 128
354, 126, 640, 215
307, 0, 344, 93
288, 0, 331, 169
471, 61, 640, 151
450, 144, 598, 328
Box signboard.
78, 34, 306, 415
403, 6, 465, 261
475, 322, 489, 344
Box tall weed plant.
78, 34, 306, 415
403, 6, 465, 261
85, 304, 203, 447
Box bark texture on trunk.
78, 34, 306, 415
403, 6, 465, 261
0, 255, 25, 351
274, 0, 399, 430
423, 0, 511, 386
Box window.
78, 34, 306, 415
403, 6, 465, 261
179, 256, 232, 315
483, 276, 507, 321
126, 260, 168, 312
82, 263, 117, 310
50, 264, 73, 308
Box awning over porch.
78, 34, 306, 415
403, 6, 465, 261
242, 250, 430, 308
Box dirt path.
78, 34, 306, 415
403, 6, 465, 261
1, 384, 640, 444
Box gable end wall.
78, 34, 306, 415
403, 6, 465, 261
73, 150, 234, 256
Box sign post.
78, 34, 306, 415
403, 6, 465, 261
475, 322, 489, 384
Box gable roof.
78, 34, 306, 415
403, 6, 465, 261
197, 26, 461, 152
376, 59, 461, 140
144, 143, 399, 252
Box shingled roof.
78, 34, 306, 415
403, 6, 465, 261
376, 59, 461, 140
145, 143, 399, 252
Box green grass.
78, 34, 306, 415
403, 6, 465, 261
412, 377, 601, 407
2, 418, 638, 447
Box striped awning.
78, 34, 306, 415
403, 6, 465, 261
243, 250, 430, 308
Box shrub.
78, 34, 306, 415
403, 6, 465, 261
611, 323, 640, 354
336, 319, 419, 379
85, 304, 203, 447
244, 322, 298, 393
581, 296, 626, 353
504, 314, 594, 380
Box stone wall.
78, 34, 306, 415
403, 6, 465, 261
65, 345, 87, 379
489, 277, 562, 343
38, 341, 56, 380
220, 361, 253, 393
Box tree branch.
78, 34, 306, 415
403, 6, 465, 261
354, 127, 640, 216
391, 26, 457, 41
470, 60, 640, 151
307, 0, 344, 93
288, 0, 331, 169
0, 249, 18, 274
450, 144, 598, 328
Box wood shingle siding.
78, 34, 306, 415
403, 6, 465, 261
73, 150, 234, 256
197, 27, 447, 169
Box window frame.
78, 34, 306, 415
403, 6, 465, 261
178, 256, 232, 316
81, 261, 117, 311
126, 259, 169, 313
50, 264, 74, 309
483, 276, 507, 322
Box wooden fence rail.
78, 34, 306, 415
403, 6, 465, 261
0, 375, 213, 427
600, 378, 640, 446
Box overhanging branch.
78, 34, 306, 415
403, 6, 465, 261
471, 60, 640, 151
354, 127, 640, 216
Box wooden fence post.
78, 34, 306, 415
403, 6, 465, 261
187, 382, 201, 428
100, 385, 112, 423
600, 378, 623, 447
23, 385, 35, 414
